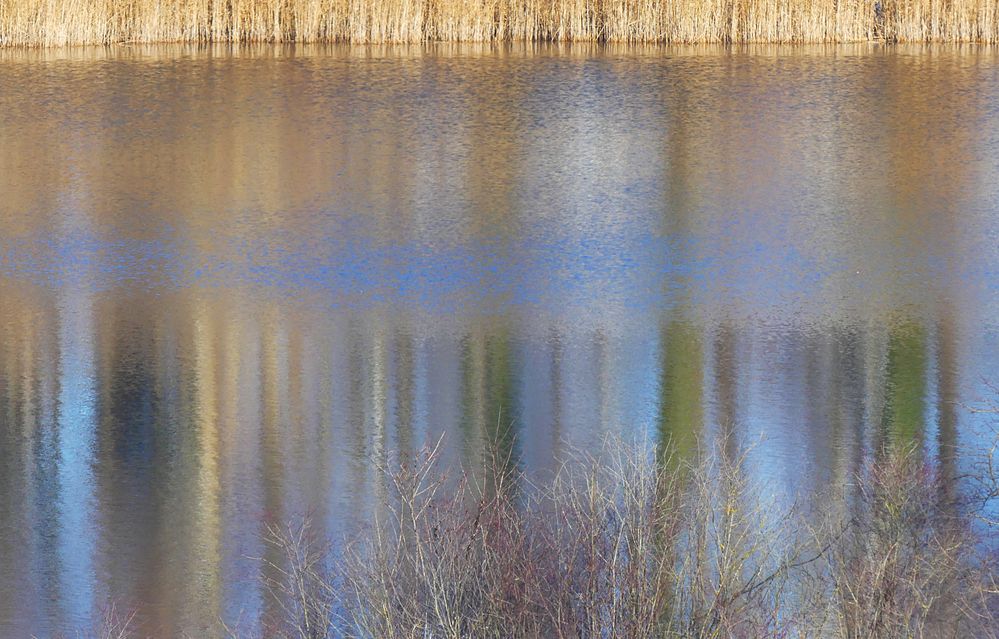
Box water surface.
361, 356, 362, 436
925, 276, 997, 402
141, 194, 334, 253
2, 42, 999, 636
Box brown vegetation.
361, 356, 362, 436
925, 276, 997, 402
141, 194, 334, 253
245, 437, 999, 639
2, 0, 998, 47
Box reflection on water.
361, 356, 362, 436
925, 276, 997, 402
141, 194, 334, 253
1, 42, 999, 635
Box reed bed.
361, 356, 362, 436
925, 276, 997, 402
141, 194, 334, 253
2, 0, 998, 47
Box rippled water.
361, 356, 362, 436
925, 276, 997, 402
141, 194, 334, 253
2, 43, 999, 636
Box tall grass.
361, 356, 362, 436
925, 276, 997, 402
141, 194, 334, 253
2, 0, 998, 47
246, 437, 999, 639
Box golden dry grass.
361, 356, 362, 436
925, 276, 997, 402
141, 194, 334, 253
1, 0, 997, 46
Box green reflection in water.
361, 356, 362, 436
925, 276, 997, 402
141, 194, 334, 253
658, 318, 703, 463
882, 320, 927, 449
461, 327, 519, 490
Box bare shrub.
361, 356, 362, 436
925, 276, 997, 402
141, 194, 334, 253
329, 436, 820, 639
74, 435, 999, 638
811, 446, 997, 639
95, 603, 138, 639
256, 517, 339, 639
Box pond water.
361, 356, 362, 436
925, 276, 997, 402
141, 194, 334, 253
2, 43, 999, 636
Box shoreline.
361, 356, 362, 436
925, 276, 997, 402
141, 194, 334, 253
4, 36, 999, 51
